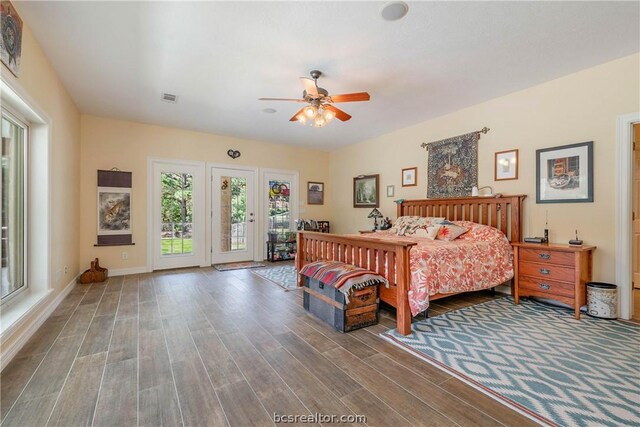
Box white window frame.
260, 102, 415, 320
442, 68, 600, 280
0, 107, 29, 305
0, 74, 53, 369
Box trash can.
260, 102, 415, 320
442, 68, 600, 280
586, 282, 617, 319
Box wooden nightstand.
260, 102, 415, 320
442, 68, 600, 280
512, 242, 596, 319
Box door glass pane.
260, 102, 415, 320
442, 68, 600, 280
220, 176, 247, 252
161, 172, 193, 255
1, 114, 25, 300
268, 180, 291, 238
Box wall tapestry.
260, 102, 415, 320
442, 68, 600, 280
96, 169, 133, 245
422, 129, 487, 198
0, 0, 22, 76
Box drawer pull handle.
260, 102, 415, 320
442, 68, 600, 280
540, 268, 551, 275
539, 253, 551, 260
539, 283, 551, 290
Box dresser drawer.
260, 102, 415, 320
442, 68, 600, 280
519, 248, 574, 267
519, 261, 574, 282
519, 276, 574, 298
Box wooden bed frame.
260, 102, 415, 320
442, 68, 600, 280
296, 194, 526, 335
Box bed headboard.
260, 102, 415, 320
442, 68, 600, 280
397, 195, 526, 242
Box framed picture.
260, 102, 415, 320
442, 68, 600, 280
97, 187, 131, 234
494, 149, 518, 181
536, 141, 593, 203
307, 181, 324, 205
0, 1, 23, 77
402, 167, 417, 187
353, 174, 379, 208
386, 185, 395, 198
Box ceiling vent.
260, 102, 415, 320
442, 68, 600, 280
161, 93, 178, 103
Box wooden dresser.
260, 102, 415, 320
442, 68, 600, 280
513, 242, 596, 319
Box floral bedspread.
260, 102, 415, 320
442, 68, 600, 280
361, 221, 514, 316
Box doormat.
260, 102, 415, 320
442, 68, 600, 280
213, 261, 266, 271
252, 265, 298, 290
381, 297, 640, 426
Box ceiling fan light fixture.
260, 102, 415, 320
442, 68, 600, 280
323, 109, 335, 121
304, 105, 317, 118
260, 69, 370, 128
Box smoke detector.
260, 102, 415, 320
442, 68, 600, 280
381, 2, 409, 21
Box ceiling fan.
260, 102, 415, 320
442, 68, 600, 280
259, 70, 370, 127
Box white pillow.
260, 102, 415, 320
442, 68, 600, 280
407, 224, 442, 240
390, 216, 445, 236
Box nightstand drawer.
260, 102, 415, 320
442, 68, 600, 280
519, 276, 574, 298
519, 262, 574, 282
519, 248, 574, 267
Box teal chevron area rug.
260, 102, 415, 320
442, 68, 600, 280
381, 297, 640, 427
252, 265, 298, 290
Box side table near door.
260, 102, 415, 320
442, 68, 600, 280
513, 242, 596, 319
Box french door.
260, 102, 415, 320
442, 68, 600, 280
263, 170, 298, 241
151, 160, 205, 270
211, 167, 256, 264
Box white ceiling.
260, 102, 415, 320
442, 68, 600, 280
17, 1, 640, 150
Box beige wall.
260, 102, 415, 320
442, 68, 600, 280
79, 115, 332, 271
329, 53, 640, 283
1, 22, 81, 349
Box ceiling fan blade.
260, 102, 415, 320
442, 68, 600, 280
329, 92, 370, 103
300, 77, 319, 97
324, 105, 352, 121
258, 98, 305, 102
289, 107, 306, 122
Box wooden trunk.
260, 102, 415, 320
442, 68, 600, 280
302, 276, 378, 332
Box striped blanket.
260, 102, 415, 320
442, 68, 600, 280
299, 261, 388, 303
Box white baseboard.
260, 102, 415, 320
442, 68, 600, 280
0, 273, 79, 372
109, 266, 148, 277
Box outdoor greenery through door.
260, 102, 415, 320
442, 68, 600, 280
161, 172, 193, 255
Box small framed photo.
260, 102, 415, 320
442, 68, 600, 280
307, 181, 324, 205
386, 185, 395, 197
402, 167, 417, 187
353, 174, 379, 208
494, 149, 518, 181
536, 141, 593, 203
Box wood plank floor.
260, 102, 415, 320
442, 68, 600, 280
1, 267, 537, 426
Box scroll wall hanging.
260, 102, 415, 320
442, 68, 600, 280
1, 1, 23, 77
421, 127, 489, 198
96, 169, 133, 246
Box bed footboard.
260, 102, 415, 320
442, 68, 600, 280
296, 232, 416, 335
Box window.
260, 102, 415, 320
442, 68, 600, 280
160, 172, 193, 255
1, 109, 27, 301
220, 176, 247, 252
268, 180, 291, 236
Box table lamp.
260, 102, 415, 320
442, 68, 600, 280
368, 208, 384, 230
